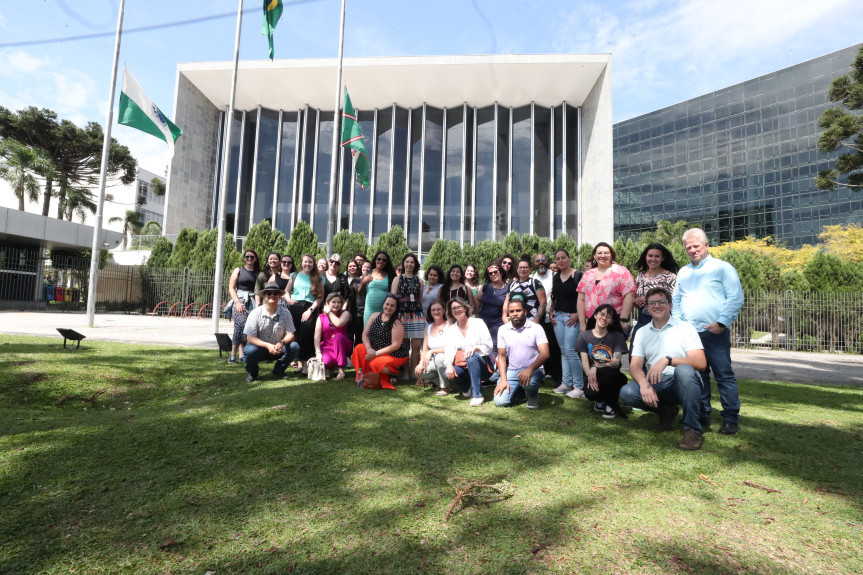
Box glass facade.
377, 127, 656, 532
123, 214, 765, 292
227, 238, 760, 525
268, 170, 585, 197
215, 102, 582, 253
614, 44, 863, 248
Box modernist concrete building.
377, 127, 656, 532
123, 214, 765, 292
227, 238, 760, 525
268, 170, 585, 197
164, 54, 613, 253
614, 44, 863, 248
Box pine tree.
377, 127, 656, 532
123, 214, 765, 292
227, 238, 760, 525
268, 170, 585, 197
371, 225, 411, 265
285, 220, 320, 261
167, 228, 198, 269
333, 229, 369, 262
816, 45, 863, 191
243, 219, 288, 259
146, 236, 173, 268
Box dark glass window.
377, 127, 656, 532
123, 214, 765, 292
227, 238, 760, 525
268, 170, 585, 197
422, 107, 443, 252
351, 110, 375, 237
253, 109, 279, 225
313, 116, 334, 239
443, 107, 464, 241
534, 106, 551, 238
236, 113, 256, 236
224, 111, 242, 234
408, 108, 423, 250
565, 104, 578, 238
392, 107, 409, 235
275, 111, 299, 235
475, 106, 495, 243
372, 109, 393, 238
299, 108, 316, 227
511, 105, 532, 235
496, 106, 510, 239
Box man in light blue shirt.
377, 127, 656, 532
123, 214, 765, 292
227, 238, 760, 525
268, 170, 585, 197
672, 228, 744, 435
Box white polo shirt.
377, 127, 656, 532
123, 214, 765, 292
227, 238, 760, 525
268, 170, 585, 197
631, 315, 703, 376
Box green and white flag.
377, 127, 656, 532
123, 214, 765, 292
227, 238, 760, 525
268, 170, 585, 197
263, 0, 284, 60
340, 88, 371, 189
118, 67, 182, 157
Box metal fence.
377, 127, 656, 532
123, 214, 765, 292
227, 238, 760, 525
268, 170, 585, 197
733, 290, 863, 354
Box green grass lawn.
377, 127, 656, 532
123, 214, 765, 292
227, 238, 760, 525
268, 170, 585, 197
1, 335, 861, 574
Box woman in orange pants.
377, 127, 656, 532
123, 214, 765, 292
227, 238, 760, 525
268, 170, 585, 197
352, 293, 409, 390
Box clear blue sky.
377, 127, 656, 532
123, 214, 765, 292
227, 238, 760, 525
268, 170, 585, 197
1, 0, 861, 176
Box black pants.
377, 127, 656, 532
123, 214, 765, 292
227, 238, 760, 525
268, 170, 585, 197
583, 367, 628, 417
541, 321, 562, 385
289, 301, 319, 361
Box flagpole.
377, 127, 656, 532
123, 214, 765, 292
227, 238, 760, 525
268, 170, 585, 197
211, 0, 244, 334
86, 0, 125, 327
325, 0, 347, 257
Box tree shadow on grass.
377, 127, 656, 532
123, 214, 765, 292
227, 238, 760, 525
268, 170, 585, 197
1, 341, 863, 573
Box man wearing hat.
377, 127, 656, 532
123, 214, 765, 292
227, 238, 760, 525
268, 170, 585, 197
243, 280, 300, 382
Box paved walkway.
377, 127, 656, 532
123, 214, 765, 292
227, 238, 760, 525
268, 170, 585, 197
2, 311, 862, 386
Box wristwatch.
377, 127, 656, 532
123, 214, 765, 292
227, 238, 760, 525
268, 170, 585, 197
666, 356, 673, 366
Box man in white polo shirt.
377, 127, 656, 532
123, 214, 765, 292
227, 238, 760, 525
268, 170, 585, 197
494, 297, 550, 409
620, 287, 707, 450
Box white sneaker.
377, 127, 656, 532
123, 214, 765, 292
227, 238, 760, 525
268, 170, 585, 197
565, 388, 585, 399
469, 397, 485, 407
552, 383, 573, 395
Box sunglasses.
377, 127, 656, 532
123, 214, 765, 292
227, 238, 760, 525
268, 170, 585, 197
281, 260, 293, 265
375, 257, 387, 262
244, 255, 256, 260
488, 269, 500, 274
535, 258, 547, 263
330, 259, 341, 264
263, 291, 280, 297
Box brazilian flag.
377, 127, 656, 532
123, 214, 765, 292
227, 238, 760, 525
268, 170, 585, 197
263, 0, 283, 60
341, 89, 371, 190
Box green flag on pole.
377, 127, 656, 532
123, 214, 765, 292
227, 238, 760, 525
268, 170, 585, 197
262, 0, 283, 60
341, 88, 371, 189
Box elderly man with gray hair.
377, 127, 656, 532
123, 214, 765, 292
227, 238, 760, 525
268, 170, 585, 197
672, 228, 744, 435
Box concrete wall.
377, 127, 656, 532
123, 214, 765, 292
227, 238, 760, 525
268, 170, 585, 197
165, 73, 221, 235
579, 63, 614, 246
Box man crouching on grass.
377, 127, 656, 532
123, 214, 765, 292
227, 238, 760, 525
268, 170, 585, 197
494, 297, 550, 409
243, 281, 300, 383
620, 287, 707, 450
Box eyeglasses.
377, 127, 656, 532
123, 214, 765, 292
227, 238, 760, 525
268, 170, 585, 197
488, 269, 500, 275
647, 299, 670, 307
535, 258, 547, 263
330, 259, 341, 264
451, 306, 465, 313
263, 291, 280, 297
244, 255, 256, 260
375, 257, 387, 262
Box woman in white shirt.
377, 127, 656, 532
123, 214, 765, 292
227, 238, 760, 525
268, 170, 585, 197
444, 297, 495, 406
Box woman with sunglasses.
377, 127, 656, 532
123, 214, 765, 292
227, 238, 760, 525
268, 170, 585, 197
352, 293, 409, 390
444, 297, 494, 406
227, 249, 265, 364
475, 263, 508, 348
273, 254, 294, 309
285, 254, 324, 374
360, 250, 396, 327
576, 304, 629, 419
323, 254, 349, 302
502, 256, 547, 325
499, 253, 516, 282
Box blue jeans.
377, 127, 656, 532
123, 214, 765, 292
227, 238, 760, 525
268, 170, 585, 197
552, 311, 583, 390
452, 354, 494, 399
243, 341, 300, 379
698, 329, 740, 423
619, 364, 704, 433
494, 367, 544, 407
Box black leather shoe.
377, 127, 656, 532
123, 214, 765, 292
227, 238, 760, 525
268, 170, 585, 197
718, 420, 738, 435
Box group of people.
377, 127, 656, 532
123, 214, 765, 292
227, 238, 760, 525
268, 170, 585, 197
225, 227, 744, 451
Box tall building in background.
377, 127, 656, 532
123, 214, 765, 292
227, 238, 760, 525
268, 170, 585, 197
164, 54, 613, 252
614, 44, 863, 248
135, 167, 165, 229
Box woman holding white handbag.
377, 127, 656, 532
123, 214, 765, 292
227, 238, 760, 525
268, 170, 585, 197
313, 292, 353, 380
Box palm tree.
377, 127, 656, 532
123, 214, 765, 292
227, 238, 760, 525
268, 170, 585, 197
0, 139, 50, 211
63, 186, 98, 223
109, 210, 145, 248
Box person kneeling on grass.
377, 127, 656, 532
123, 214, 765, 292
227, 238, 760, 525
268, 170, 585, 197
243, 281, 301, 383
620, 287, 707, 451
493, 297, 550, 409
575, 304, 629, 419
351, 293, 410, 390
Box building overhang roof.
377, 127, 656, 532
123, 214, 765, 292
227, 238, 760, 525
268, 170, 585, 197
0, 207, 124, 252
178, 53, 610, 111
